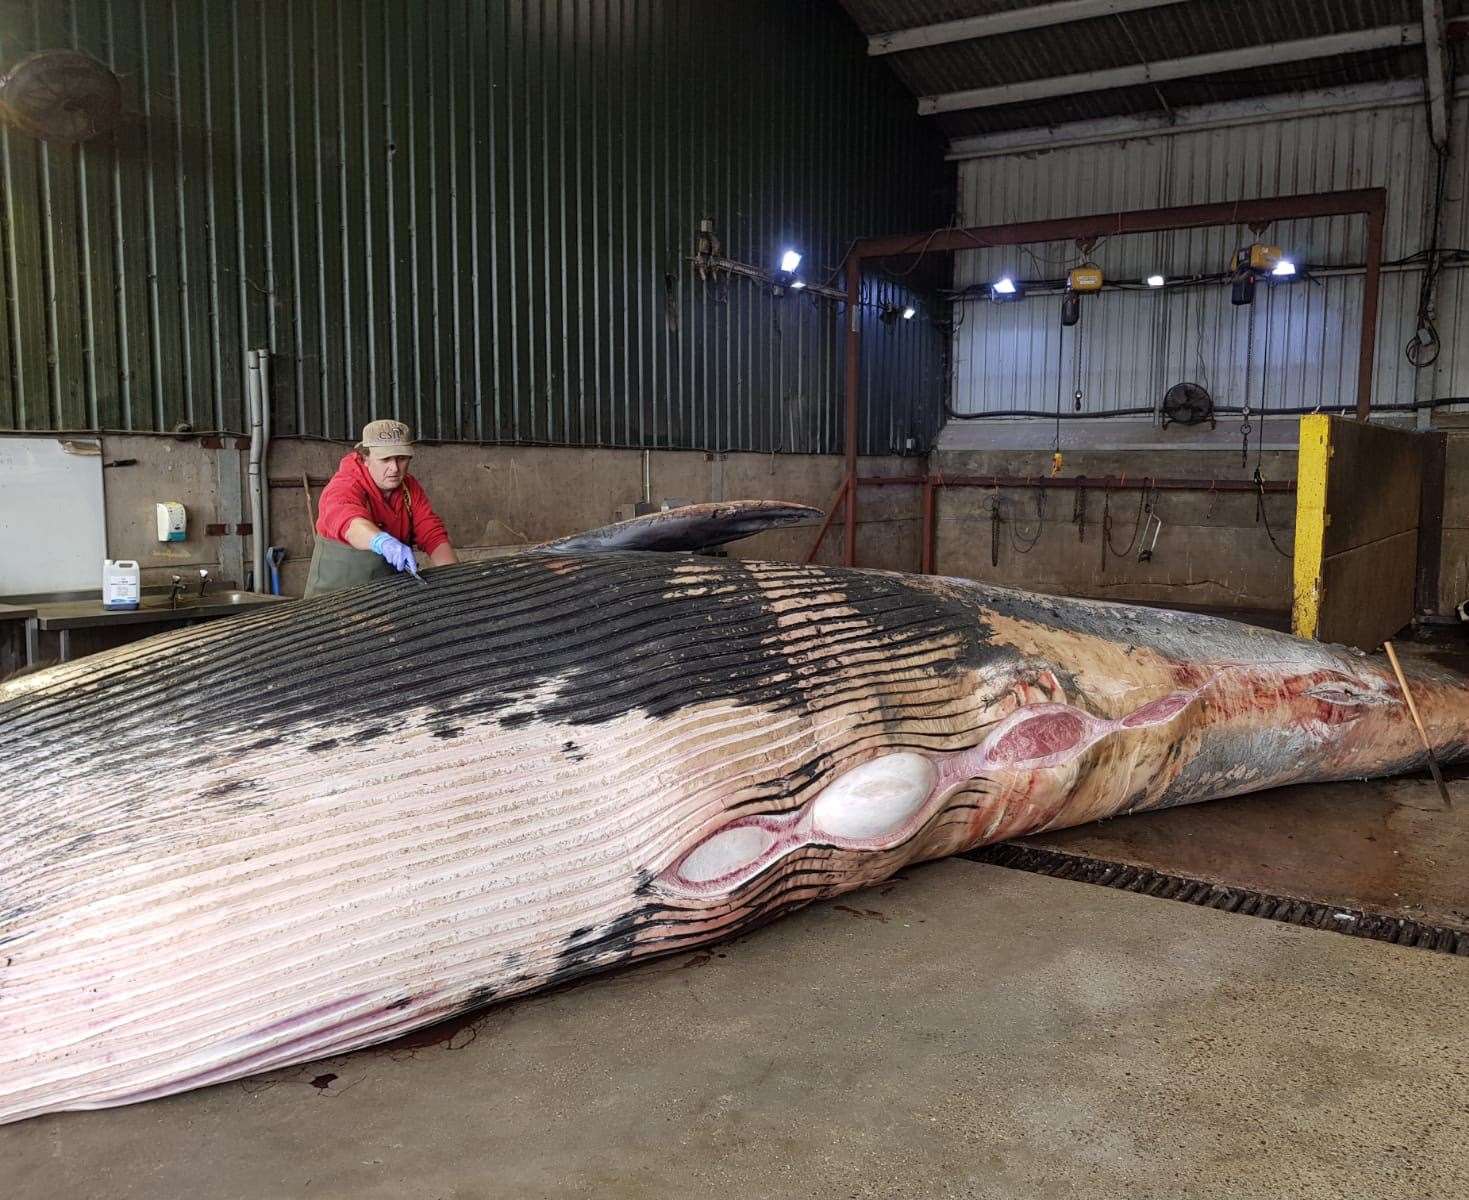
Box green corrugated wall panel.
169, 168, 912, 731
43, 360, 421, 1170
0, 0, 46, 428
0, 0, 949, 452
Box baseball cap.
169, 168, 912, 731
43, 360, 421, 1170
359, 419, 415, 459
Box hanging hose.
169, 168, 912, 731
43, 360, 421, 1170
1009, 488, 1046, 554
1253, 468, 1293, 560
1103, 483, 1149, 563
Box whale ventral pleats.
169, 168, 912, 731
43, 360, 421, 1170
505, 554, 1004, 729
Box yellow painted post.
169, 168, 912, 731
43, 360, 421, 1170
1292, 414, 1332, 639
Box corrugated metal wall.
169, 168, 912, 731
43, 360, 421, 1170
0, 0, 950, 453
951, 97, 1469, 417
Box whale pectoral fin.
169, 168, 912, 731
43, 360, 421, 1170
537, 500, 822, 554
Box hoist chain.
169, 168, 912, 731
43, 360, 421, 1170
1241, 296, 1255, 470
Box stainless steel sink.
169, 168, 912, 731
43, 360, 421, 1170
211, 590, 271, 606
14, 588, 291, 671
36, 590, 290, 629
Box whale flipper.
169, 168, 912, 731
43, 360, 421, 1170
538, 499, 821, 554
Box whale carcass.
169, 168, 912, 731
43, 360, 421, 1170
2, 500, 1465, 1124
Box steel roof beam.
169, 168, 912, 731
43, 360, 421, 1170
917, 24, 1424, 115
1422, 0, 1452, 148
868, 0, 1187, 57
945, 80, 1430, 159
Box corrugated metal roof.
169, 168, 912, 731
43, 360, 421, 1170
840, 0, 1456, 140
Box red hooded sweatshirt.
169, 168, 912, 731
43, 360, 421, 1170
315, 453, 450, 555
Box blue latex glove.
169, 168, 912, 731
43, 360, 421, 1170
369, 531, 420, 576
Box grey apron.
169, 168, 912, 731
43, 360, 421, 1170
305, 475, 419, 597
303, 535, 394, 597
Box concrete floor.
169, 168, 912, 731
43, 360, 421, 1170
1017, 774, 1469, 932
6, 858, 1466, 1200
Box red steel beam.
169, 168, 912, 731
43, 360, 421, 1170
1358, 197, 1386, 420
850, 188, 1387, 261
857, 474, 1295, 492
802, 475, 849, 565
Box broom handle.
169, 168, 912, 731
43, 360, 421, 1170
1383, 641, 1453, 810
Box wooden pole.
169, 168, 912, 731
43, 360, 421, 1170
1383, 640, 1453, 810
300, 470, 315, 530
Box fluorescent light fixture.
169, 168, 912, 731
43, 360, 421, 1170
1146, 274, 1165, 288
992, 276, 1017, 295
790, 279, 805, 290
779, 249, 802, 273
1272, 259, 1296, 277
901, 305, 916, 320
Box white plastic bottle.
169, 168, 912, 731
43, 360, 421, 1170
102, 560, 141, 610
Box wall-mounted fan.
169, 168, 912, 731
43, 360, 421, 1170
1161, 381, 1215, 429
0, 50, 122, 143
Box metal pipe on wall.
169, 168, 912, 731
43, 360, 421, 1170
245, 351, 266, 594
842, 259, 862, 567
258, 349, 272, 565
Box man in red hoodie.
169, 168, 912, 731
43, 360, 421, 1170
304, 419, 459, 597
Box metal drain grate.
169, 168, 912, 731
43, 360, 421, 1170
966, 843, 1469, 957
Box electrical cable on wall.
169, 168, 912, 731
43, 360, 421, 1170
944, 397, 1469, 421
1249, 285, 1291, 560
1407, 144, 1450, 370
1253, 469, 1293, 560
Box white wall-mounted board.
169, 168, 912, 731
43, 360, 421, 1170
0, 437, 107, 596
